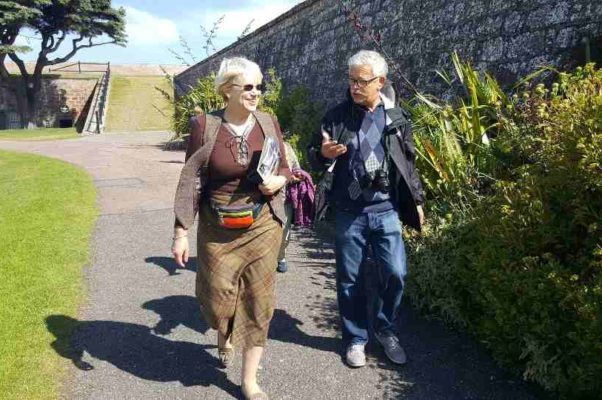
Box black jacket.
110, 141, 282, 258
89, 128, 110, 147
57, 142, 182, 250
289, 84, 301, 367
308, 92, 424, 232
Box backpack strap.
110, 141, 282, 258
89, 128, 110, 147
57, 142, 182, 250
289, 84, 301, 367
174, 110, 223, 229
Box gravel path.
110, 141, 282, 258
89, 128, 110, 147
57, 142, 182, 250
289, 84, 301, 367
1, 132, 545, 399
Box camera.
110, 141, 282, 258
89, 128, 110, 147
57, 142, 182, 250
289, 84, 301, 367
372, 169, 390, 193
358, 169, 390, 194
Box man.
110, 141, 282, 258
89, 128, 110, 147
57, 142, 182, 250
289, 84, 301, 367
308, 50, 425, 368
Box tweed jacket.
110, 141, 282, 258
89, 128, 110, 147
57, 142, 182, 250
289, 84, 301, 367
174, 110, 287, 230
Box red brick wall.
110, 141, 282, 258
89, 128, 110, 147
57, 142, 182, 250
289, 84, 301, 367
0, 77, 98, 128
38, 78, 98, 127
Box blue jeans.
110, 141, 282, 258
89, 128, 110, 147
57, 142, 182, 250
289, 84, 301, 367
334, 208, 407, 346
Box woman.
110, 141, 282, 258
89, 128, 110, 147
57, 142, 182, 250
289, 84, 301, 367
171, 57, 290, 400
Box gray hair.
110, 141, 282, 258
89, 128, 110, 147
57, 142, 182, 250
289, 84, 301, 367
215, 57, 262, 100
348, 50, 388, 77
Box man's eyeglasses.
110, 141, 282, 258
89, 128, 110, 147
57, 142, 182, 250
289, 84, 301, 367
348, 76, 379, 88
232, 83, 265, 92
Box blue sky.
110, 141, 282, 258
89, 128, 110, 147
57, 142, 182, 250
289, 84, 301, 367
16, 0, 302, 65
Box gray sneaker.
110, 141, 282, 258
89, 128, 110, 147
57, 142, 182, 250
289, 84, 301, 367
375, 333, 407, 365
345, 343, 366, 368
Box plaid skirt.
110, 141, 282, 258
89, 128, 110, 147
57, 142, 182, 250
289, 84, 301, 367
196, 196, 282, 348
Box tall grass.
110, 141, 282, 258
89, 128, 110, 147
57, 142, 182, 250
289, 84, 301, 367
406, 52, 509, 210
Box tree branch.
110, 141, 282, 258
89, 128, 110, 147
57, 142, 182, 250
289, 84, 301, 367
47, 37, 117, 66
38, 31, 52, 60
7, 52, 29, 79
48, 31, 66, 54
46, 34, 55, 52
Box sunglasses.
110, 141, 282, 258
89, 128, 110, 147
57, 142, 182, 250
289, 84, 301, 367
232, 83, 265, 92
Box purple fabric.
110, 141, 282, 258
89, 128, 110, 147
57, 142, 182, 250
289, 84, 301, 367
286, 168, 316, 227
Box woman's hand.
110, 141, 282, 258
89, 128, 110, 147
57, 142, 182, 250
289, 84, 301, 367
259, 175, 287, 196
172, 230, 189, 267
288, 171, 302, 184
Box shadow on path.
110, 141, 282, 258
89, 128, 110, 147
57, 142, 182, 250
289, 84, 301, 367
293, 226, 548, 399
142, 295, 209, 335
138, 294, 341, 355
45, 315, 240, 398
145, 256, 198, 275
268, 309, 339, 354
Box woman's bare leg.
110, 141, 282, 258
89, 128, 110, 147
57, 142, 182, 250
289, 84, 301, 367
241, 346, 264, 396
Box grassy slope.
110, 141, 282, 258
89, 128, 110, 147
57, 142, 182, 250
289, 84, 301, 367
0, 150, 97, 399
105, 75, 172, 132
0, 127, 78, 141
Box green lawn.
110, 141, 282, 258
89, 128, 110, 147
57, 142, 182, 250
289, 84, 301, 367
105, 75, 172, 132
0, 150, 97, 399
0, 127, 78, 141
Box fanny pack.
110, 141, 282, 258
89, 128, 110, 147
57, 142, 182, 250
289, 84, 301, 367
212, 202, 263, 229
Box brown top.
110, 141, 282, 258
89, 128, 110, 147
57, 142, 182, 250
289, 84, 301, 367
185, 114, 291, 206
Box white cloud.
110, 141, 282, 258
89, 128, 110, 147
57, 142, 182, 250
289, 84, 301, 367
182, 1, 302, 53
123, 6, 179, 46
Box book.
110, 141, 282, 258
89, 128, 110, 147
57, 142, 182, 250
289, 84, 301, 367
256, 136, 281, 183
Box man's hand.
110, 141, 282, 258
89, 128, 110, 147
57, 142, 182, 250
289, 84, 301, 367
417, 205, 425, 227
172, 235, 189, 268
320, 131, 347, 159
259, 175, 287, 196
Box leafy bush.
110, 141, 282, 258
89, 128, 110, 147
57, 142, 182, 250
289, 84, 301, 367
406, 63, 602, 398
273, 85, 323, 169
405, 52, 507, 210
260, 68, 283, 117
156, 72, 224, 141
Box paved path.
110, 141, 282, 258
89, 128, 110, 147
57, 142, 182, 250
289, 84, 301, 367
1, 133, 545, 399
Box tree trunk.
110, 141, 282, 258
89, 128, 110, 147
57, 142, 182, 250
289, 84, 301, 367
23, 85, 38, 129
17, 76, 41, 129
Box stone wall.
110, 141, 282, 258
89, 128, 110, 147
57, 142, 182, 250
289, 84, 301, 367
0, 77, 98, 128
175, 0, 602, 105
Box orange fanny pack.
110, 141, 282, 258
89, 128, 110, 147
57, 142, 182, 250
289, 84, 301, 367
213, 203, 263, 229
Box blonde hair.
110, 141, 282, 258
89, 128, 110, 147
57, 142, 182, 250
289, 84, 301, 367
214, 57, 262, 101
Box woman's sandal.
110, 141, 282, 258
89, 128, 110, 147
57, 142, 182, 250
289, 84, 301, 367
218, 346, 234, 367
242, 388, 268, 400
217, 333, 234, 367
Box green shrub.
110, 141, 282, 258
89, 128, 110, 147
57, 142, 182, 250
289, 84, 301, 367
157, 73, 224, 139
260, 68, 283, 117
406, 63, 602, 398
406, 52, 507, 209
273, 86, 323, 169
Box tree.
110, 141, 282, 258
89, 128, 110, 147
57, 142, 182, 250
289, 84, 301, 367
0, 0, 126, 128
